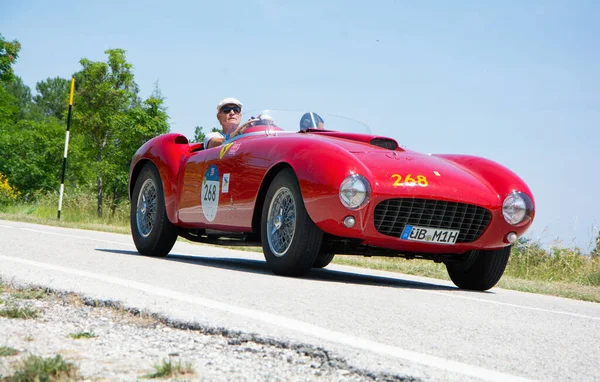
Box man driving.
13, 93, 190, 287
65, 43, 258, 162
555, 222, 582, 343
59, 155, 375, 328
204, 98, 244, 149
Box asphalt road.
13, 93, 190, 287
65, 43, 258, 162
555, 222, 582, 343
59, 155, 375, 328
0, 219, 598, 382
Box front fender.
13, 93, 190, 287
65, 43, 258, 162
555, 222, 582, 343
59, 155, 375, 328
435, 154, 535, 210
266, 138, 373, 229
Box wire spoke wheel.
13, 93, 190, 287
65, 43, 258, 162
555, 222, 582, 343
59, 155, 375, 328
130, 163, 178, 257
136, 178, 157, 237
261, 169, 323, 276
266, 187, 296, 257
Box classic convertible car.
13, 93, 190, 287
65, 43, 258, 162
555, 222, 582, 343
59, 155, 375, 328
129, 110, 535, 290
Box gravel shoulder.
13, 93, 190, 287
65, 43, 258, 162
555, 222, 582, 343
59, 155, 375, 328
0, 281, 415, 381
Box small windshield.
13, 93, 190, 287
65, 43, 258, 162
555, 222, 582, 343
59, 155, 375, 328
241, 109, 371, 135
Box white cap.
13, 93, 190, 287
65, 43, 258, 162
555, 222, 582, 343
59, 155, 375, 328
217, 97, 243, 112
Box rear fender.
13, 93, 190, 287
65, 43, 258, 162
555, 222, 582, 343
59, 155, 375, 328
129, 133, 191, 224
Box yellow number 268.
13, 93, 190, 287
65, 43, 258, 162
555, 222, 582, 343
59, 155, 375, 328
391, 174, 428, 187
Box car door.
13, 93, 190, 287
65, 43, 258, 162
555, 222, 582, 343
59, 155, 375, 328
177, 139, 263, 231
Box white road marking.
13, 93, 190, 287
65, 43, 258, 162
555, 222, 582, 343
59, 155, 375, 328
18, 227, 135, 247
423, 290, 600, 321
0, 254, 534, 382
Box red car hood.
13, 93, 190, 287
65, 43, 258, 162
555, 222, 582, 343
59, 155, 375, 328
356, 150, 500, 207
312, 133, 500, 208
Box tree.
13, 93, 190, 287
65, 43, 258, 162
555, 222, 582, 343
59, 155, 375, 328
104, 90, 170, 216
72, 49, 169, 217
33, 77, 70, 119
0, 34, 20, 83
0, 118, 90, 196
592, 232, 600, 258
0, 84, 19, 124
3, 76, 34, 119
192, 126, 205, 143
0, 34, 21, 124
191, 126, 220, 143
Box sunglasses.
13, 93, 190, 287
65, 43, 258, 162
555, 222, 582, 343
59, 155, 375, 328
220, 105, 241, 114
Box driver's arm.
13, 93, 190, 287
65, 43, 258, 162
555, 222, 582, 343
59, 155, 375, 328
206, 136, 225, 149
206, 119, 259, 149
204, 131, 225, 149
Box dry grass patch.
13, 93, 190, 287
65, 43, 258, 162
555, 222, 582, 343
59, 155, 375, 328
68, 331, 97, 339
6, 354, 79, 382
0, 346, 19, 357
0, 305, 39, 319
143, 358, 195, 379
11, 289, 47, 300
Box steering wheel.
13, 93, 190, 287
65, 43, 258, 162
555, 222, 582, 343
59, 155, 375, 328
234, 114, 275, 137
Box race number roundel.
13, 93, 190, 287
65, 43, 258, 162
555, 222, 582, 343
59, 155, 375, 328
201, 164, 219, 222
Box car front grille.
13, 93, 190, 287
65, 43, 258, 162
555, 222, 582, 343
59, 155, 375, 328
373, 198, 491, 243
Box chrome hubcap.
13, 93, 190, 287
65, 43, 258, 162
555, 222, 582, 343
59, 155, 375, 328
136, 178, 157, 238
266, 187, 296, 257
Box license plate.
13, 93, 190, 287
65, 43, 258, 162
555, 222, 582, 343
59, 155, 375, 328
400, 225, 460, 245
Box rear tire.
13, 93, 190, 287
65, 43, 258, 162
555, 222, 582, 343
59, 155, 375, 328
261, 169, 323, 276
131, 163, 178, 257
313, 252, 335, 268
446, 246, 512, 291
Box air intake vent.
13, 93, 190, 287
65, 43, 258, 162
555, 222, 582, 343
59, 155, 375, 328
370, 138, 398, 150
374, 198, 491, 243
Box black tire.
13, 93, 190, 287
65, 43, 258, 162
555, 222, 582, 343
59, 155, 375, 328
261, 168, 323, 276
446, 246, 512, 291
131, 163, 178, 257
313, 252, 335, 268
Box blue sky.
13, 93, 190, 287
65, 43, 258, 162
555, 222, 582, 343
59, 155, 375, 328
2, 0, 599, 251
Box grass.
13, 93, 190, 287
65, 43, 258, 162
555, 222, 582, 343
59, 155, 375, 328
68, 331, 97, 339
143, 358, 195, 379
1, 195, 599, 303
0, 305, 39, 319
0, 189, 130, 234
0, 346, 18, 357
11, 288, 47, 300
5, 354, 79, 382
0, 212, 130, 235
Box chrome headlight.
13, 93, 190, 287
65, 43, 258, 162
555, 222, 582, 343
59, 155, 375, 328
502, 191, 534, 226
339, 174, 371, 210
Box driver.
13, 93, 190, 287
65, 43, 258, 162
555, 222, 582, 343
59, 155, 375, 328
205, 97, 245, 149
299, 112, 324, 131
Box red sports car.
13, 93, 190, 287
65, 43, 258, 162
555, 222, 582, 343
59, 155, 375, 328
128, 110, 534, 290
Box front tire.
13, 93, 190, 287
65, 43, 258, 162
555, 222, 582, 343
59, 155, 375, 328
261, 169, 323, 276
131, 163, 178, 257
446, 246, 512, 291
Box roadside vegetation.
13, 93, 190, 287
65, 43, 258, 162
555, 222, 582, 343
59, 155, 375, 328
0, 346, 19, 357
3, 354, 79, 382
144, 358, 195, 379
0, 305, 39, 320
68, 331, 97, 340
